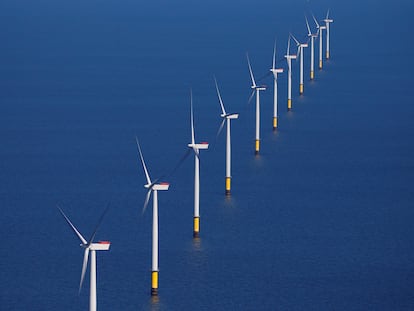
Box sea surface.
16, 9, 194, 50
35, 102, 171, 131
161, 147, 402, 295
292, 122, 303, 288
1, 0, 414, 310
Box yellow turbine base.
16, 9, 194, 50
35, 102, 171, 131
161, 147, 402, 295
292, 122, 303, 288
319, 60, 323, 69
255, 139, 260, 154
310, 71, 314, 80
287, 99, 292, 110
326, 51, 330, 59
193, 216, 200, 237
273, 117, 278, 129
300, 84, 304, 94
151, 271, 158, 296
225, 177, 231, 195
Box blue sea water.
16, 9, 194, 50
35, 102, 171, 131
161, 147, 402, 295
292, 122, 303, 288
1, 0, 414, 310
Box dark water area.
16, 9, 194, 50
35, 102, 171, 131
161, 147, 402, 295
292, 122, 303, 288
1, 0, 414, 310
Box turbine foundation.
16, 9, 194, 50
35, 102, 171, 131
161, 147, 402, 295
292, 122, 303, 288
326, 51, 330, 59
193, 216, 200, 238
319, 60, 323, 69
151, 271, 158, 296
255, 139, 260, 155
310, 71, 314, 80
225, 177, 231, 195
273, 117, 278, 130
299, 84, 304, 95
287, 99, 292, 111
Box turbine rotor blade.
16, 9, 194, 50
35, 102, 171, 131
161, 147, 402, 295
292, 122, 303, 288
166, 149, 192, 179
246, 53, 257, 87
88, 202, 110, 245
326, 9, 330, 19
287, 35, 291, 55
79, 248, 89, 294
305, 16, 311, 35
291, 34, 300, 46
57, 205, 87, 245
190, 90, 195, 145
247, 89, 256, 104
142, 189, 152, 215
312, 13, 320, 28
192, 147, 200, 161
216, 118, 226, 140
272, 39, 276, 69
135, 137, 152, 185
214, 77, 226, 115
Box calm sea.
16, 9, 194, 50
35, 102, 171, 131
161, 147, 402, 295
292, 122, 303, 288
1, 0, 413, 310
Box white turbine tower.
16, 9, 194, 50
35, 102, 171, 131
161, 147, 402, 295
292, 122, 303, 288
269, 40, 284, 129
291, 33, 308, 95
323, 9, 334, 59
58, 205, 111, 311
187, 91, 209, 237
136, 138, 170, 296
247, 53, 266, 154
284, 36, 297, 111
305, 15, 318, 80
313, 13, 326, 70
214, 77, 239, 195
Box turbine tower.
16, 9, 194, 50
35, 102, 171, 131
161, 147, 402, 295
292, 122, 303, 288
58, 205, 111, 311
187, 91, 209, 237
269, 40, 284, 129
247, 53, 266, 154
284, 36, 297, 111
136, 138, 170, 296
214, 77, 239, 195
323, 9, 334, 59
305, 15, 318, 80
313, 14, 326, 70
291, 34, 308, 95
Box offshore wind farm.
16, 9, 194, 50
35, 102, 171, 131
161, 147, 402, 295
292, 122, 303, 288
1, 0, 414, 310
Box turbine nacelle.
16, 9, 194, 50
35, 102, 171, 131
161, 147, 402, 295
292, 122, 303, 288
188, 142, 209, 150
300, 43, 309, 48
254, 86, 266, 91
87, 241, 111, 251
270, 68, 284, 74
324, 19, 334, 23
285, 55, 297, 60
145, 182, 170, 191
152, 182, 170, 191
221, 113, 239, 119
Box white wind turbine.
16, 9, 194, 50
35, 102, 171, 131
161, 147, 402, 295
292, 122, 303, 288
291, 33, 308, 95
214, 77, 239, 195
313, 13, 326, 70
136, 137, 170, 296
247, 53, 266, 154
269, 40, 284, 129
187, 91, 209, 237
58, 205, 111, 311
284, 35, 297, 111
305, 15, 318, 80
323, 9, 334, 59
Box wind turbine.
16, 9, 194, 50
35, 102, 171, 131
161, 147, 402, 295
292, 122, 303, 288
305, 15, 318, 80
187, 91, 208, 237
247, 53, 266, 154
57, 205, 111, 311
313, 13, 326, 70
136, 138, 170, 296
269, 40, 284, 129
291, 33, 308, 95
214, 77, 239, 195
284, 35, 297, 111
323, 9, 334, 59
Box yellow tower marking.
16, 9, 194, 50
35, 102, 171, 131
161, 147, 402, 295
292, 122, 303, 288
151, 271, 158, 296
